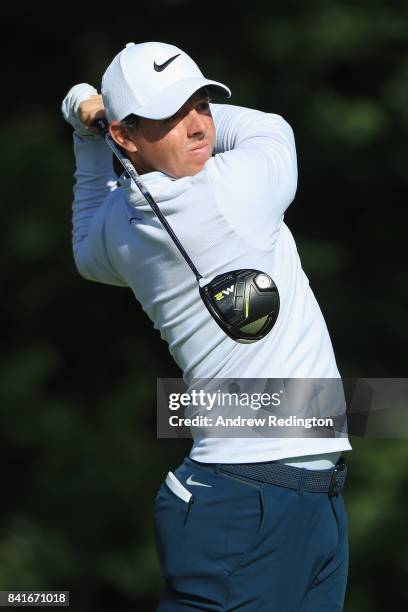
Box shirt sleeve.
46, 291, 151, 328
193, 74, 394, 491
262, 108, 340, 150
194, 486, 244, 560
71, 132, 127, 286
207, 103, 298, 251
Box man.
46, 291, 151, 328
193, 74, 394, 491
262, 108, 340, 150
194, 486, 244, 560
62, 41, 352, 611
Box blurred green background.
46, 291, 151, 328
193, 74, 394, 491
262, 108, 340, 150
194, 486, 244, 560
1, 0, 407, 609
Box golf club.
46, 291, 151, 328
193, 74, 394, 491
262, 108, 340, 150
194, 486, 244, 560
96, 118, 280, 343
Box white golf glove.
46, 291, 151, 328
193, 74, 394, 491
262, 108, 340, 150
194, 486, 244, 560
61, 83, 99, 136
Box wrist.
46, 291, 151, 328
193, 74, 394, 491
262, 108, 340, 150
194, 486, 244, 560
61, 83, 99, 136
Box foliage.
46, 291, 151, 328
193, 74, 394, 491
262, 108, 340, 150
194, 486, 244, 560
2, 1, 407, 609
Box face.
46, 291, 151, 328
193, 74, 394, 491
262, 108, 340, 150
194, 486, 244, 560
110, 90, 215, 178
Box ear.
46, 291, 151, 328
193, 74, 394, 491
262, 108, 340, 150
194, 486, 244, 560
109, 121, 138, 153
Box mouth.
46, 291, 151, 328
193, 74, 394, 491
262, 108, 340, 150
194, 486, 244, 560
189, 142, 209, 154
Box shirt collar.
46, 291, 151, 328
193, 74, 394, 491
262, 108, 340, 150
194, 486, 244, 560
117, 170, 175, 206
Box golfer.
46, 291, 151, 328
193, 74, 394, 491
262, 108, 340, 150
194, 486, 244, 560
62, 41, 352, 611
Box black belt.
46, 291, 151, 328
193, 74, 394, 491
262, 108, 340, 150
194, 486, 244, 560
217, 456, 347, 498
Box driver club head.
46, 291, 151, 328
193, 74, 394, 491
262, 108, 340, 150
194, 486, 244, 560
199, 269, 280, 343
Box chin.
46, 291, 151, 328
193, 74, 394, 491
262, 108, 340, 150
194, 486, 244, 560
189, 166, 205, 176
171, 155, 212, 178
187, 159, 211, 177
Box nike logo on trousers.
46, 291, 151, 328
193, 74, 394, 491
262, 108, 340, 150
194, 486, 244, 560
186, 475, 212, 487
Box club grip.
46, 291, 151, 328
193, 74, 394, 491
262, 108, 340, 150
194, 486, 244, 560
95, 118, 109, 137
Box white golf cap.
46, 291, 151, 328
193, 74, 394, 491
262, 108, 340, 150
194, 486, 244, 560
101, 41, 231, 122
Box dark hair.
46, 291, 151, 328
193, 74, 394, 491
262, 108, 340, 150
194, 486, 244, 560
119, 113, 140, 131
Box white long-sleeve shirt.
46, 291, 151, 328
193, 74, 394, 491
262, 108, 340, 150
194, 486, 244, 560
70, 103, 351, 463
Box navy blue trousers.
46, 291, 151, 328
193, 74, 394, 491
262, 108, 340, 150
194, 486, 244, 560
153, 456, 349, 611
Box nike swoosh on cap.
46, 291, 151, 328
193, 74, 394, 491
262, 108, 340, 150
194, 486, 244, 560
154, 54, 181, 72
186, 475, 212, 487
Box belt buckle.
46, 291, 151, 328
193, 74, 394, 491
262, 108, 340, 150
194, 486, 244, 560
328, 457, 346, 498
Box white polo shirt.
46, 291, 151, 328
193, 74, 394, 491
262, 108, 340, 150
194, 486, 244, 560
70, 102, 352, 464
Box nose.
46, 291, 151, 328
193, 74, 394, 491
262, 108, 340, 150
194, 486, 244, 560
186, 109, 206, 138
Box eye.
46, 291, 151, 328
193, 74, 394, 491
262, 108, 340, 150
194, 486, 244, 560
197, 101, 210, 112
